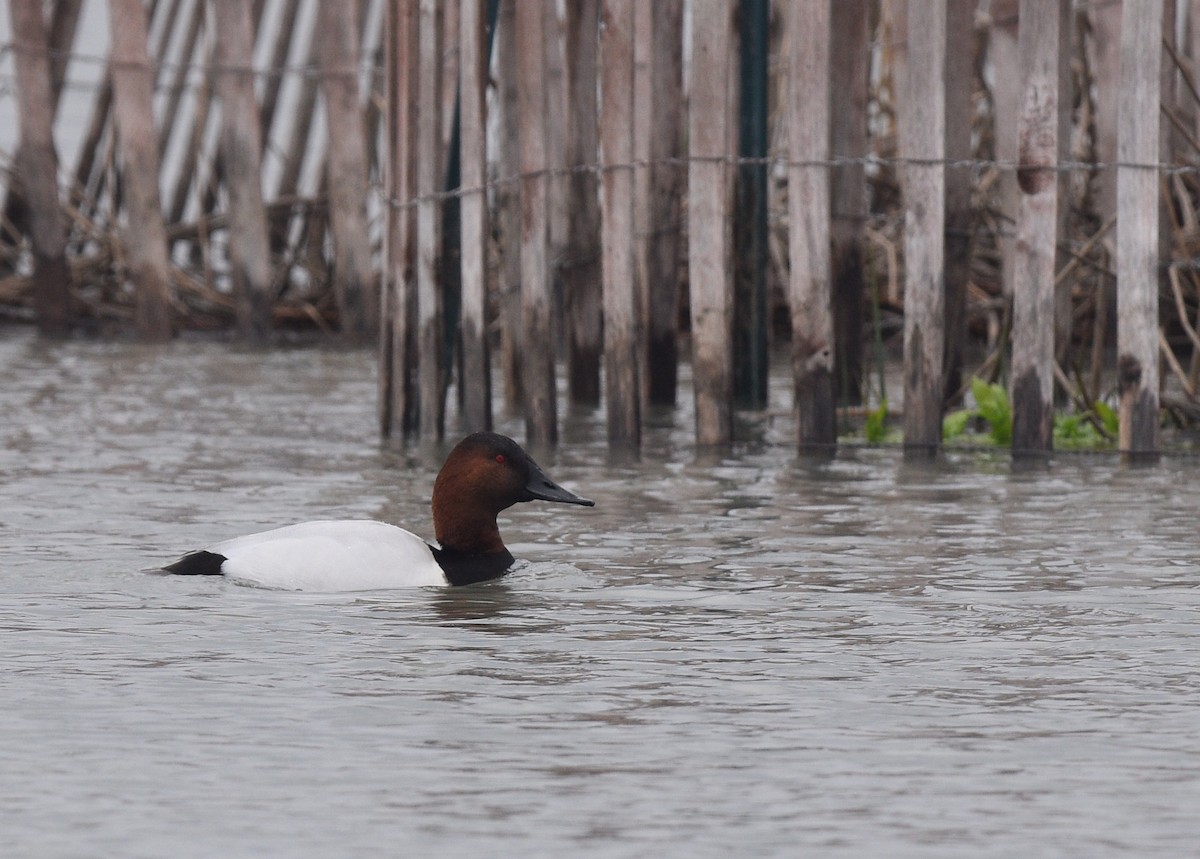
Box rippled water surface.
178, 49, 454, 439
3, 327, 1199, 857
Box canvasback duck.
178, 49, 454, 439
163, 431, 593, 591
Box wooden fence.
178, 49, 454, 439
3, 1, 1200, 457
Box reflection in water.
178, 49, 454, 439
2, 328, 1200, 856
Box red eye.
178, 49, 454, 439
495, 454, 506, 464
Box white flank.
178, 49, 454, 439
210, 520, 448, 591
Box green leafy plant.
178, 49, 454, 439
942, 408, 972, 441
942, 378, 1013, 445
943, 378, 1116, 449
1093, 400, 1118, 437
865, 398, 889, 443
971, 377, 1012, 445
1053, 413, 1104, 449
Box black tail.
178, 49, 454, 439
163, 550, 227, 576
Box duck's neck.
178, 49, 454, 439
432, 496, 506, 555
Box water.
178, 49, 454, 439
2, 326, 1199, 858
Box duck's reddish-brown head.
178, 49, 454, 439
431, 432, 593, 555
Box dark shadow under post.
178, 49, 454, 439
733, 0, 769, 410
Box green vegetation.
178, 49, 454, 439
864, 398, 890, 444
941, 377, 1115, 450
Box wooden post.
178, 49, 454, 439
199, 1, 269, 221
495, 0, 524, 412
7, 0, 74, 335
316, 1, 376, 340
600, 0, 640, 446
564, 0, 602, 406
517, 0, 557, 445
543, 2, 570, 285
830, 0, 868, 407
210, 0, 273, 337
0, 0, 82, 253
1011, 0, 1067, 454
645, 0, 684, 406
1117, 1, 1162, 455
382, 0, 419, 439
459, 0, 492, 431
943, 0, 974, 405
901, 0, 945, 452
688, 0, 736, 446
416, 0, 445, 438
109, 0, 174, 341
991, 0, 1019, 307
789, 0, 836, 448
633, 0, 652, 401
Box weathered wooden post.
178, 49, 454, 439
459, 0, 492, 431
210, 0, 273, 338
901, 0, 945, 452
990, 0, 1019, 307
416, 0, 445, 439
543, 3, 569, 284
495, 0, 524, 412
789, 0, 836, 448
1117, 1, 1162, 456
644, 0, 684, 407
633, 0, 652, 402
688, 0, 736, 446
600, 0, 641, 446
517, 0, 557, 445
8, 0, 74, 335
564, 0, 602, 406
1, 0, 83, 258
943, 0, 974, 404
316, 1, 376, 341
1011, 0, 1068, 454
109, 0, 174, 342
830, 0, 868, 407
382, 0, 419, 439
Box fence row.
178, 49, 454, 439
3, 0, 1200, 457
